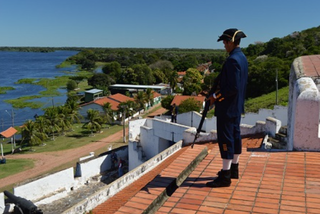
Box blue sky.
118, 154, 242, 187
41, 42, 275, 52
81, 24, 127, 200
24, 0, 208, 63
0, 0, 319, 49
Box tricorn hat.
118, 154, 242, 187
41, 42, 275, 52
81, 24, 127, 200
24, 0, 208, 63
217, 28, 246, 42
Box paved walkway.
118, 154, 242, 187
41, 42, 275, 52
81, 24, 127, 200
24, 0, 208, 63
92, 135, 320, 214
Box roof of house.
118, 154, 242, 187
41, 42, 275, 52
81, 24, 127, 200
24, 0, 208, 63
93, 97, 121, 111
80, 93, 134, 111
171, 95, 206, 106
0, 127, 17, 138
85, 89, 103, 94
177, 71, 186, 76
152, 91, 161, 98
108, 93, 134, 103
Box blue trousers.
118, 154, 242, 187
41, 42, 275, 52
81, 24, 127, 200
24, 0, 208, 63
216, 115, 242, 159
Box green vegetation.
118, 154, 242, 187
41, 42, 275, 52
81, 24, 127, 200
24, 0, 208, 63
245, 86, 289, 113
0, 159, 34, 179
0, 86, 14, 94
5, 71, 92, 109
21, 124, 122, 153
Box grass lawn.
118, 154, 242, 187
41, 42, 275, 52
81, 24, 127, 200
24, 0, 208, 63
19, 124, 123, 153
0, 158, 34, 180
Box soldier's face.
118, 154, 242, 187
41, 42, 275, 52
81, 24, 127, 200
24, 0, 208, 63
223, 40, 234, 53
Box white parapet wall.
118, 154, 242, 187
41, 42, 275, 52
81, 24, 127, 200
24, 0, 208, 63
13, 168, 74, 205
63, 140, 183, 214
0, 192, 4, 214
161, 105, 287, 133
293, 77, 320, 150
288, 55, 320, 151
75, 147, 128, 185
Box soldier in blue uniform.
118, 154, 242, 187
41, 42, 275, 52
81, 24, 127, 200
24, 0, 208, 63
206, 28, 248, 188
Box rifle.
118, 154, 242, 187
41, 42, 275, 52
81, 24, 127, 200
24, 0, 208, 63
191, 73, 220, 148
191, 99, 211, 148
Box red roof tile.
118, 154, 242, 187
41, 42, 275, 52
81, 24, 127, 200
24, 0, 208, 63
108, 93, 134, 103
152, 91, 161, 98
93, 97, 120, 111
0, 127, 17, 138
171, 95, 206, 106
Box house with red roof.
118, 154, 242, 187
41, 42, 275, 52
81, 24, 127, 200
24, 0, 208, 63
79, 93, 134, 122
170, 95, 205, 108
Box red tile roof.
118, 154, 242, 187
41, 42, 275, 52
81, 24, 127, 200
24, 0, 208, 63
152, 91, 161, 98
171, 95, 206, 106
0, 127, 17, 138
108, 93, 134, 103
93, 97, 120, 111
80, 93, 134, 111
177, 71, 186, 76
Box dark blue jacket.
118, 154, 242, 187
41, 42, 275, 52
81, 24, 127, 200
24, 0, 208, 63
214, 47, 248, 118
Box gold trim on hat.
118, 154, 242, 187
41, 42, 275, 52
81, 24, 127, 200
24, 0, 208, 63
231, 30, 242, 42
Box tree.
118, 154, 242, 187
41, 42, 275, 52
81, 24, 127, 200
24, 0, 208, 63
145, 88, 154, 107
132, 64, 155, 85
161, 95, 174, 110
21, 120, 48, 149
102, 102, 114, 124
83, 109, 103, 136
168, 70, 178, 92
202, 72, 219, 92
44, 107, 61, 140
64, 100, 82, 125
122, 68, 138, 84
134, 91, 146, 110
88, 73, 114, 88
178, 98, 202, 113
66, 80, 77, 91
182, 68, 202, 95
102, 61, 122, 82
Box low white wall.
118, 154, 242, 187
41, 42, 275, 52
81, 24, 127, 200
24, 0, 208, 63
167, 105, 287, 134
183, 120, 266, 146
128, 141, 144, 171
63, 140, 183, 214
0, 192, 4, 214
265, 117, 281, 138
76, 147, 128, 185
129, 118, 147, 141
14, 168, 74, 204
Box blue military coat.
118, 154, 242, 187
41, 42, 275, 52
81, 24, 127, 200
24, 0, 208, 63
214, 47, 248, 118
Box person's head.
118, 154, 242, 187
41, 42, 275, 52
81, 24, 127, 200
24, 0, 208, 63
217, 28, 246, 53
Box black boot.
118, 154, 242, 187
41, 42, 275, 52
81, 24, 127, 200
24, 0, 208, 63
206, 170, 231, 188
230, 163, 239, 179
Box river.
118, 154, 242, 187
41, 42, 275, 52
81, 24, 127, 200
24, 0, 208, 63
0, 50, 79, 131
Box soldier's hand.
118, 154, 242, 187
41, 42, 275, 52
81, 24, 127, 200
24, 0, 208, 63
206, 96, 216, 106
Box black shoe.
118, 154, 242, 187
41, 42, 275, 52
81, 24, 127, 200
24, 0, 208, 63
206, 170, 231, 188
230, 163, 239, 179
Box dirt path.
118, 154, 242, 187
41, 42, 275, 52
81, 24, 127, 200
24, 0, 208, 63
0, 130, 124, 189
0, 105, 168, 190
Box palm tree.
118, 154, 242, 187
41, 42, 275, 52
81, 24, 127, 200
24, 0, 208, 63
21, 120, 48, 150
102, 102, 114, 125
134, 91, 146, 110
168, 70, 178, 93
34, 116, 50, 140
65, 100, 83, 124
82, 109, 103, 136
145, 88, 154, 108
44, 107, 61, 140
56, 106, 72, 135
